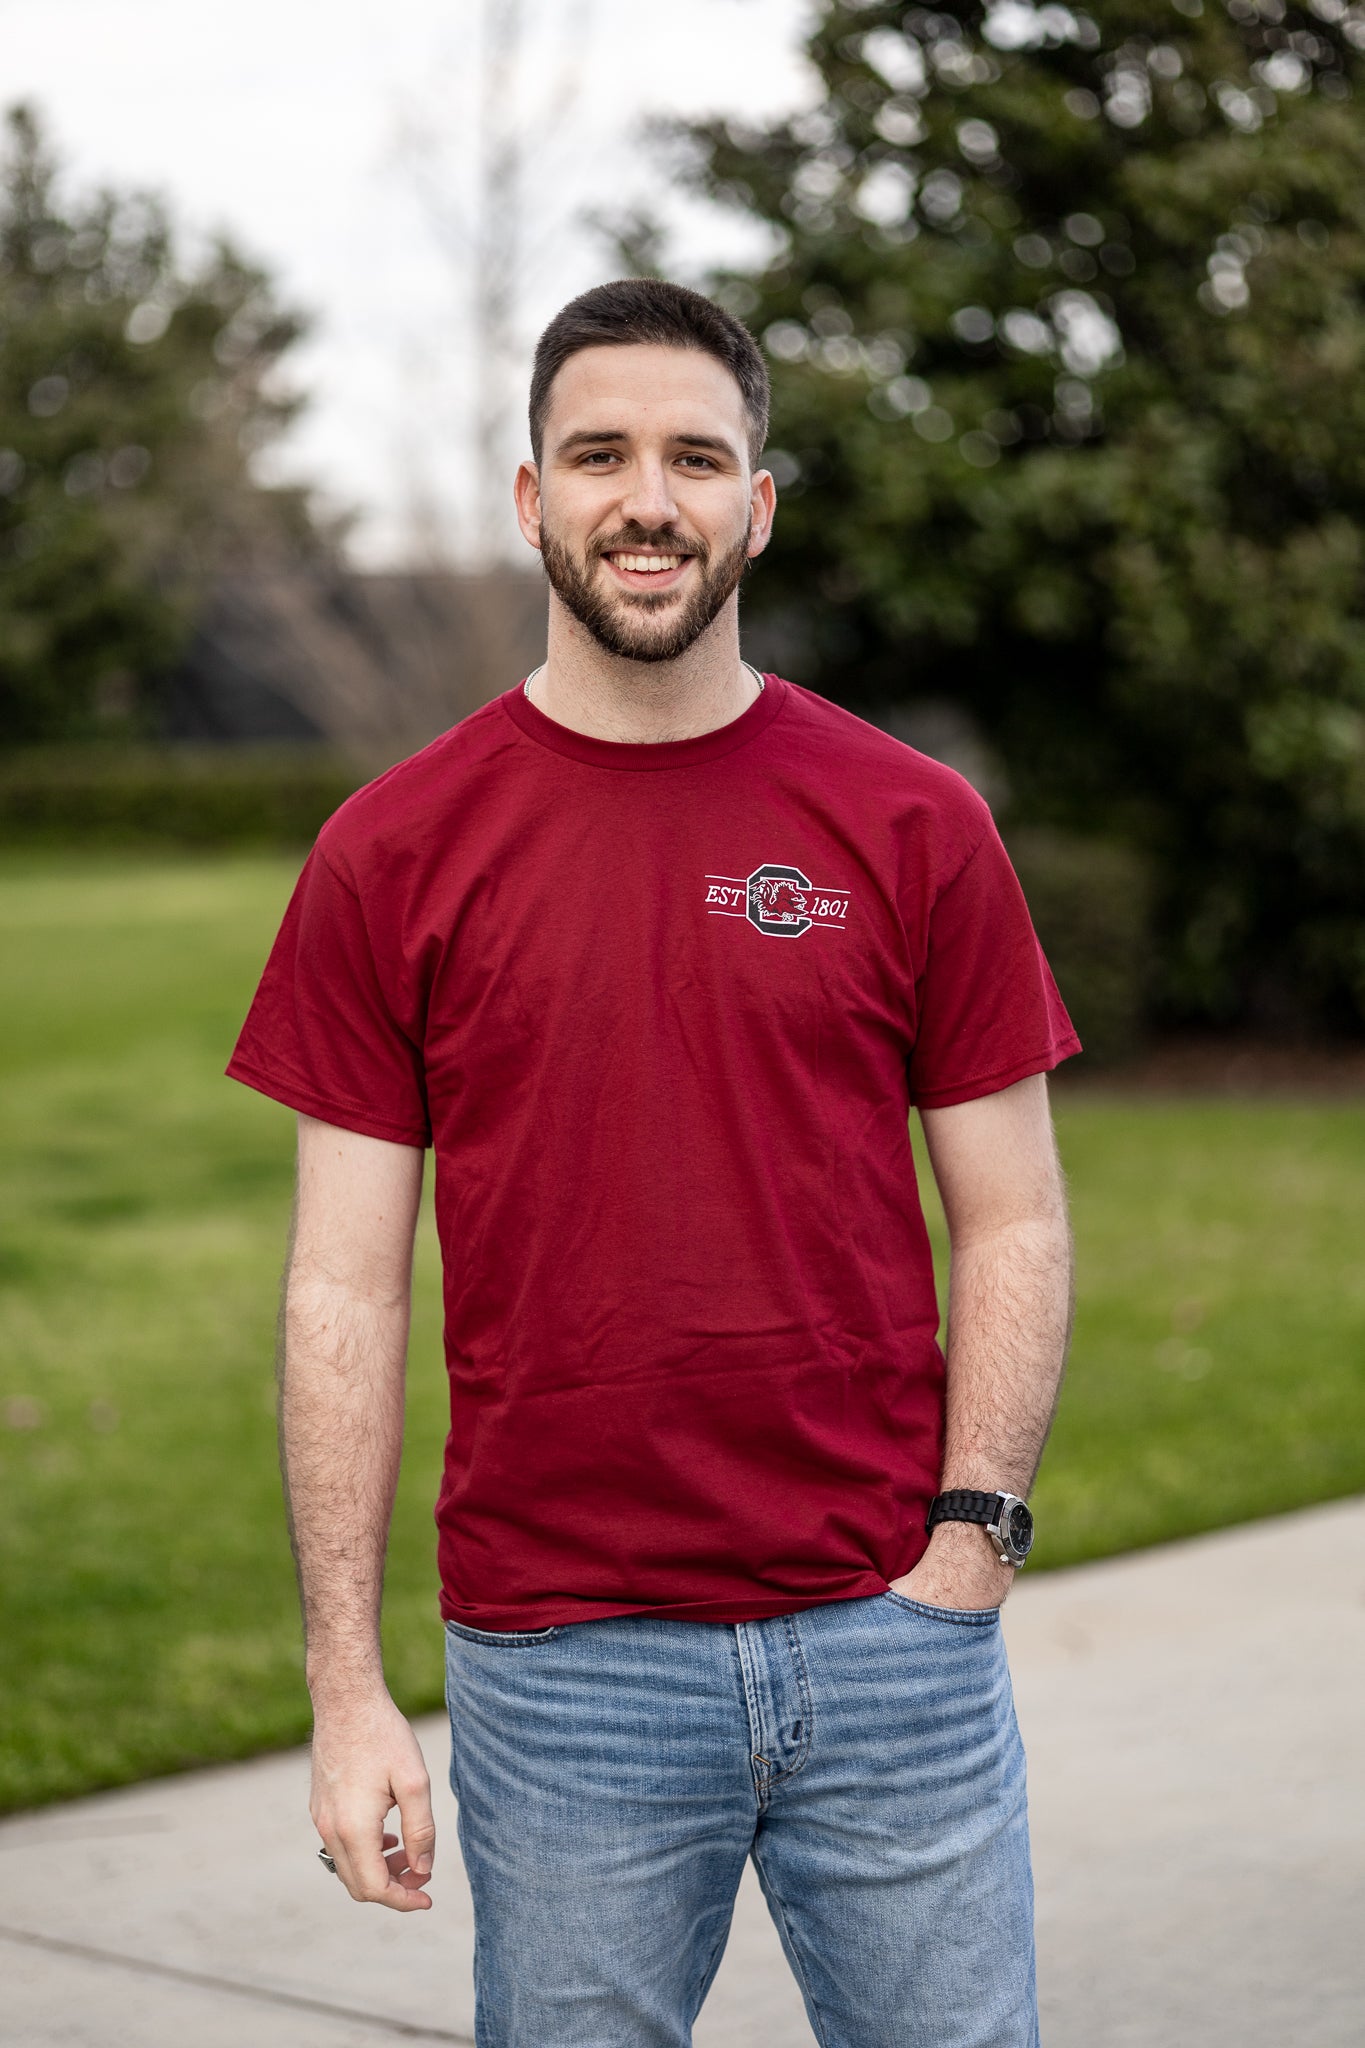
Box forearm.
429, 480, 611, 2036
938, 1208, 1074, 1499
280, 1267, 411, 1703
896, 1074, 1074, 1605
274, 1121, 432, 1910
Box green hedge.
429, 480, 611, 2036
0, 746, 367, 848
1007, 827, 1152, 1066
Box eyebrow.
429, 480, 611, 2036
554, 428, 740, 459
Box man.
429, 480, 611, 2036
228, 278, 1079, 2048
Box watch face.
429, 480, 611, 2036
1006, 1502, 1035, 1558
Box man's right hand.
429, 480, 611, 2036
309, 1689, 436, 1910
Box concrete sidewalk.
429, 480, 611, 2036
2, 1497, 1361, 2047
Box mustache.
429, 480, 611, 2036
591, 527, 707, 563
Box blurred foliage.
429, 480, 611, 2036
0, 745, 364, 847
664, 0, 1365, 1030
1008, 826, 1151, 1056
0, 104, 332, 747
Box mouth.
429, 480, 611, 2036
600, 549, 695, 592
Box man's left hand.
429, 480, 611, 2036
886, 1520, 1014, 1612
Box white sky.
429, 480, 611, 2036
5, 0, 818, 564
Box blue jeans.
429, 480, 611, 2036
444, 1591, 1038, 2047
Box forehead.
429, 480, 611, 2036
542, 343, 749, 454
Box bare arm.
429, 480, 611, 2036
282, 1113, 433, 1910
889, 1073, 1074, 1610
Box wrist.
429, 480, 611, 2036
305, 1648, 389, 1710
890, 1522, 1011, 1610
926, 1517, 1001, 1554
924, 1520, 1014, 1580
927, 1487, 1035, 1567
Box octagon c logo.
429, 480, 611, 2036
746, 864, 814, 937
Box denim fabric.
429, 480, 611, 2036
444, 1591, 1038, 2048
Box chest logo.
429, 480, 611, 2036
704, 864, 850, 939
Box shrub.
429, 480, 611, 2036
0, 746, 364, 847
1007, 828, 1151, 1067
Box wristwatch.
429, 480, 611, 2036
926, 1489, 1035, 1567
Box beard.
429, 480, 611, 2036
539, 514, 753, 664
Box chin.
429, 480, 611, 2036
595, 631, 696, 666
584, 597, 702, 665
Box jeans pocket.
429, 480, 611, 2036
881, 1590, 1002, 1627
444, 1618, 564, 1646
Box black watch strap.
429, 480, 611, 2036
926, 1489, 1004, 1530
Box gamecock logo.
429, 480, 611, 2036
746, 864, 813, 938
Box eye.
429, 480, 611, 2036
677, 453, 717, 471
580, 450, 621, 467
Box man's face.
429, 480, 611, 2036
516, 344, 775, 664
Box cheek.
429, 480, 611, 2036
542, 477, 607, 530
539, 497, 601, 557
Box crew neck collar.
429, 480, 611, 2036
499, 671, 787, 771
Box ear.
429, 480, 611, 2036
514, 460, 543, 550
746, 465, 778, 561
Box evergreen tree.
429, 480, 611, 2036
672, 0, 1365, 1028
0, 105, 326, 745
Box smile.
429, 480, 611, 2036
604, 552, 691, 575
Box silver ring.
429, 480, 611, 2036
317, 1847, 338, 1873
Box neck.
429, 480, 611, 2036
526, 594, 759, 743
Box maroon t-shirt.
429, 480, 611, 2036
228, 676, 1079, 1630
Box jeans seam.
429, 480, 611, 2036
443, 1673, 463, 1808
444, 1620, 562, 1646
690, 1910, 734, 2023
752, 1855, 834, 2048
733, 1624, 770, 1811
881, 1590, 1001, 1626
769, 1613, 814, 1783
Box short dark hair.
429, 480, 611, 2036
528, 279, 770, 467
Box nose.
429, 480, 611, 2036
618, 455, 679, 534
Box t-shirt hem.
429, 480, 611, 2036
225, 1054, 431, 1148
909, 1034, 1083, 1110
440, 1576, 900, 1631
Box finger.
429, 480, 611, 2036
333, 1827, 433, 1911
395, 1770, 437, 1883
332, 1797, 434, 1910
330, 1809, 407, 1907
384, 1844, 430, 1888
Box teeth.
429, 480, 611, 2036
613, 553, 683, 573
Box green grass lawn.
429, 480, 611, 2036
3, 850, 1363, 1815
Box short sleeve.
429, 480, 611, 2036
907, 819, 1081, 1110
226, 843, 431, 1147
